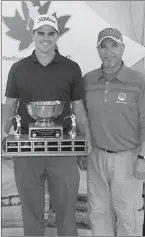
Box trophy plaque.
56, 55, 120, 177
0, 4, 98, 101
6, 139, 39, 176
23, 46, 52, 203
3, 101, 88, 158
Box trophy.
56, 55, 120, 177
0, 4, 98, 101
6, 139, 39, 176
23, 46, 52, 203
4, 101, 88, 157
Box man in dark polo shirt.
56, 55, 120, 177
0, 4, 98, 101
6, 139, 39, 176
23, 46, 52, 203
79, 28, 145, 236
2, 14, 91, 236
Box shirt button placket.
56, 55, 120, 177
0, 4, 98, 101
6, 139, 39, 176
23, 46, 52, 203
104, 81, 109, 102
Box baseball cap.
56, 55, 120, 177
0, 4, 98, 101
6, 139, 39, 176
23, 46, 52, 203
33, 14, 59, 32
97, 28, 123, 46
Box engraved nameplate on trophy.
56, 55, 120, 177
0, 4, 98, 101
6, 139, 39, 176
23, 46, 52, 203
29, 123, 63, 139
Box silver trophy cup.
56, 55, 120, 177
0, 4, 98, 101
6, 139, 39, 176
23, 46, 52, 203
26, 101, 65, 139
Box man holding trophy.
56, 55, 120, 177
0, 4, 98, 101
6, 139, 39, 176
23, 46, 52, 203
2, 14, 92, 236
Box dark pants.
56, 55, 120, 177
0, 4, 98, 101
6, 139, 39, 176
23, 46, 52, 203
13, 156, 80, 236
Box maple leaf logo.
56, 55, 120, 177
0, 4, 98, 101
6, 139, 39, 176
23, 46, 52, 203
2, 1, 71, 51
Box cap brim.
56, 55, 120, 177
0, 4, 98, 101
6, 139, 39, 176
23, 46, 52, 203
97, 36, 122, 46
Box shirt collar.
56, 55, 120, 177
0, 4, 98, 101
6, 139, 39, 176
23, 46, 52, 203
96, 68, 103, 80
31, 49, 61, 64
97, 61, 129, 82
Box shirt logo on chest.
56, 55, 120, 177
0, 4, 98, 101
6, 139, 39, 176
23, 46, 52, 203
118, 93, 126, 101
116, 93, 127, 104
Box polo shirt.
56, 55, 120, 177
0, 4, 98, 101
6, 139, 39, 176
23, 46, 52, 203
5, 50, 84, 134
84, 62, 145, 152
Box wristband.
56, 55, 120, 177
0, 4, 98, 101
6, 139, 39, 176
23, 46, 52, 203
138, 154, 145, 160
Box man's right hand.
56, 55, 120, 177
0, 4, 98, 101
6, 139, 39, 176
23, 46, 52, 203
2, 97, 18, 154
1, 132, 8, 154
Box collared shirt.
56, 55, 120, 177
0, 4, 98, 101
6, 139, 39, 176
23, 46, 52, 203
84, 62, 145, 152
5, 50, 84, 133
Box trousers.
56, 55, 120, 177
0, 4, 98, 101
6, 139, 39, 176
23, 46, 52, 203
13, 156, 79, 236
87, 147, 144, 236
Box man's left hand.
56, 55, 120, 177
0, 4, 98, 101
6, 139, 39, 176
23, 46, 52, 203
77, 138, 92, 170
134, 158, 145, 180
77, 157, 88, 170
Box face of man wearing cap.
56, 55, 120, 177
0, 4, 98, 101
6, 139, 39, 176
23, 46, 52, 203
32, 25, 59, 54
97, 38, 125, 71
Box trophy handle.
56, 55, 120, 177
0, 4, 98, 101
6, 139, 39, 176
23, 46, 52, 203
9, 115, 21, 136
65, 114, 77, 139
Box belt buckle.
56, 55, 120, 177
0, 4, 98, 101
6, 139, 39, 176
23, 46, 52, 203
104, 149, 107, 153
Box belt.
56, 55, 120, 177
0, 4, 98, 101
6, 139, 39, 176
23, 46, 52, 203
100, 148, 117, 153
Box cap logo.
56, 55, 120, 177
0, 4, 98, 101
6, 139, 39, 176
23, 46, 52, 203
37, 16, 56, 24
103, 29, 120, 39
106, 29, 112, 35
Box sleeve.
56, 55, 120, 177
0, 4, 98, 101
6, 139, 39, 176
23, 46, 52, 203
139, 82, 145, 142
5, 64, 19, 98
70, 63, 85, 101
